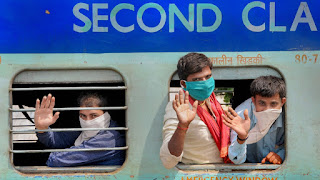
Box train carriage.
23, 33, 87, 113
0, 0, 319, 179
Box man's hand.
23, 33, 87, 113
172, 90, 198, 129
34, 94, 60, 132
261, 152, 282, 164
222, 107, 250, 143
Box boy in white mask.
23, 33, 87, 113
222, 76, 286, 164
35, 93, 125, 167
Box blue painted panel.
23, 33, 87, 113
0, 0, 319, 53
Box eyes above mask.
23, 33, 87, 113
182, 77, 215, 101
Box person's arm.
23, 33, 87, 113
222, 107, 250, 142
228, 129, 247, 164
34, 93, 81, 148
222, 107, 250, 164
261, 116, 285, 165
275, 146, 285, 162
261, 123, 285, 164
37, 130, 81, 149
275, 120, 285, 161
46, 130, 125, 167
167, 90, 198, 157
160, 118, 184, 169
160, 90, 198, 169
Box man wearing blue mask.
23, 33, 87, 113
160, 53, 231, 169
222, 76, 286, 164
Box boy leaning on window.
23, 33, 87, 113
223, 76, 286, 164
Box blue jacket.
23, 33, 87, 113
37, 119, 126, 167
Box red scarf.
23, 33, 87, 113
188, 92, 231, 163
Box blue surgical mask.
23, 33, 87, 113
183, 77, 215, 101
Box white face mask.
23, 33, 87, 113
74, 112, 111, 146
246, 108, 282, 144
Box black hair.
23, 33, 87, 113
250, 76, 286, 98
77, 92, 108, 108
177, 52, 213, 80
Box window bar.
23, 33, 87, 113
11, 127, 128, 134
13, 140, 37, 143
14, 166, 120, 173
176, 163, 280, 171
12, 125, 35, 127
220, 103, 232, 105
10, 146, 128, 153
12, 118, 34, 120
9, 86, 127, 91
10, 106, 128, 112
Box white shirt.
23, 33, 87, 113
160, 101, 223, 169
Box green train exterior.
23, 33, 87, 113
0, 0, 320, 179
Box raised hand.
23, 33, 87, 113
222, 107, 250, 140
34, 94, 60, 132
261, 152, 282, 164
172, 90, 198, 128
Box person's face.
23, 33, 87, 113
251, 94, 286, 112
79, 107, 104, 121
181, 66, 212, 88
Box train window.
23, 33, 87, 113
10, 70, 127, 174
169, 67, 284, 171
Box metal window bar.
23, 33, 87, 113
15, 166, 121, 173
13, 140, 37, 143
12, 124, 35, 127
13, 140, 37, 142
11, 146, 128, 153
10, 106, 127, 112
176, 163, 280, 171
9, 86, 127, 91
11, 127, 128, 134
12, 118, 34, 120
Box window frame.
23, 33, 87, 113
9, 69, 128, 174
169, 66, 285, 171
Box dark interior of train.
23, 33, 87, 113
12, 82, 126, 166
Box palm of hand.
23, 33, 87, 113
172, 90, 198, 126
35, 109, 55, 128
34, 94, 59, 130
231, 115, 250, 137
175, 103, 196, 124
222, 108, 251, 138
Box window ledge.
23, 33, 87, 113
176, 163, 280, 171
15, 165, 121, 174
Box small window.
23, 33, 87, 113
169, 67, 283, 171
10, 70, 127, 174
